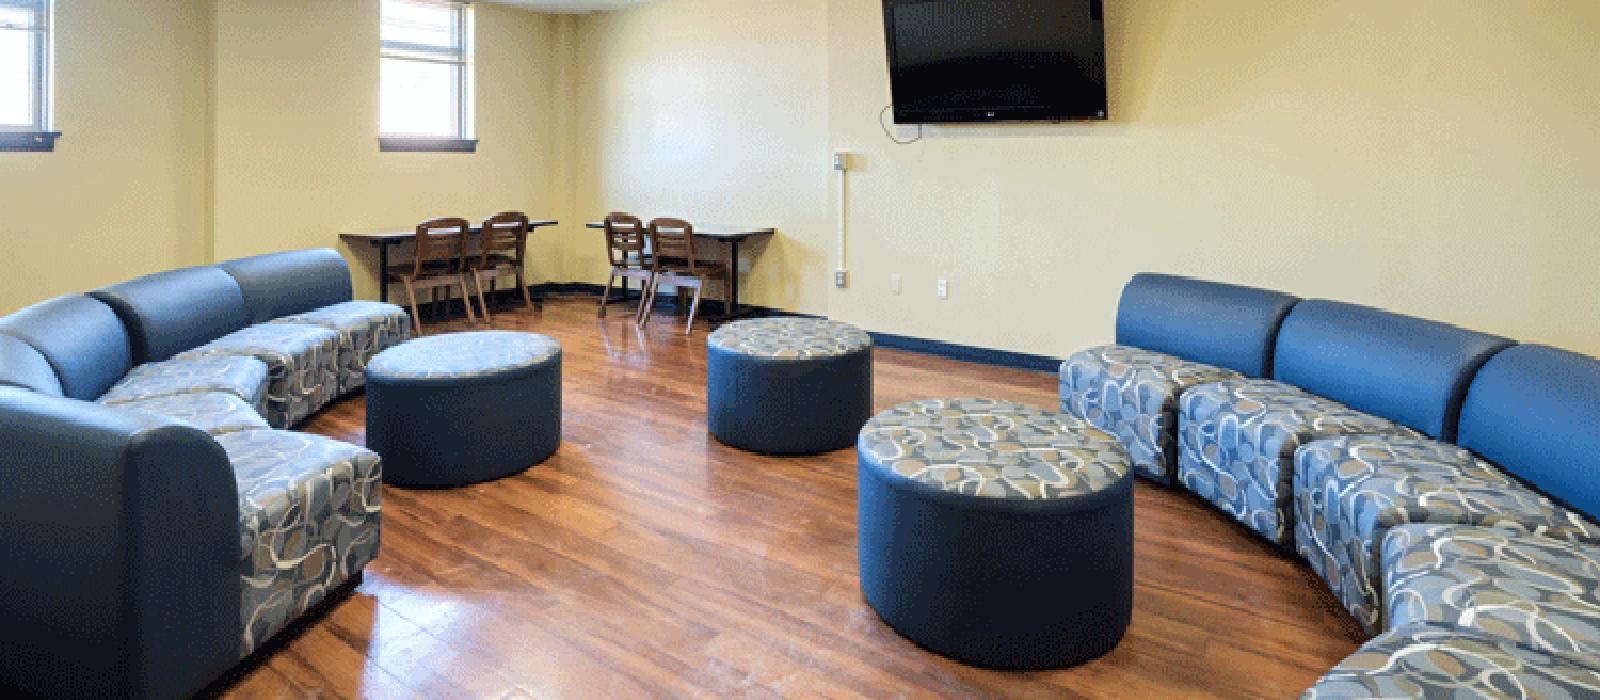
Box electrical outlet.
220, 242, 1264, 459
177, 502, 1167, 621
937, 279, 949, 300
835, 270, 849, 288
891, 274, 902, 295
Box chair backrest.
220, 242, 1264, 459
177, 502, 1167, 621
0, 295, 132, 401
603, 213, 648, 269
1458, 345, 1600, 521
413, 217, 471, 277
479, 211, 530, 267
647, 217, 699, 274
90, 265, 251, 363
218, 248, 353, 323
1272, 300, 1514, 441
1115, 273, 1299, 378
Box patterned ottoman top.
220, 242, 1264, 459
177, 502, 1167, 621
708, 318, 871, 359
859, 398, 1130, 500
368, 331, 560, 381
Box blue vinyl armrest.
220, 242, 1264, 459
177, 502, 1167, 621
0, 389, 241, 700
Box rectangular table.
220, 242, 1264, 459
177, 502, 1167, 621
341, 219, 559, 303
584, 222, 775, 322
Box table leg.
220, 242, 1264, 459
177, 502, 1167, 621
726, 239, 741, 321
378, 242, 390, 303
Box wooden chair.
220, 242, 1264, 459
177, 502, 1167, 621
599, 212, 655, 324
471, 211, 538, 323
639, 218, 728, 334
388, 217, 480, 335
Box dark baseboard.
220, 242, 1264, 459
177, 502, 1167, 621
869, 332, 1062, 373
483, 282, 1060, 373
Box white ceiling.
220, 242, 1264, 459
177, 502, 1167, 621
481, 0, 654, 13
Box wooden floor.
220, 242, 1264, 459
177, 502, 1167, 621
220, 297, 1365, 700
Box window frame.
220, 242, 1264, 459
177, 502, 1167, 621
0, 0, 59, 152
378, 0, 476, 154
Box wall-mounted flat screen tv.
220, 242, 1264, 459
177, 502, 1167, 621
883, 0, 1107, 124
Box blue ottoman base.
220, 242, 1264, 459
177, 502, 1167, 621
708, 347, 872, 455
367, 359, 561, 489
858, 459, 1134, 670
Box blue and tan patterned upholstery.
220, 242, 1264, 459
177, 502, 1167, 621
271, 301, 412, 393
1383, 524, 1600, 669
177, 324, 341, 428
706, 317, 872, 359
102, 391, 270, 436
366, 330, 559, 382
707, 317, 874, 454
1295, 436, 1600, 633
859, 397, 1128, 499
97, 355, 270, 412
1177, 379, 1418, 546
1301, 624, 1600, 699
1060, 345, 1241, 484
220, 429, 381, 657
366, 331, 563, 487
857, 398, 1134, 669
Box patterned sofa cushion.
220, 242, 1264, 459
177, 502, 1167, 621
219, 429, 381, 657
1384, 524, 1600, 670
98, 355, 270, 412
1300, 624, 1600, 699
101, 392, 270, 436
1295, 436, 1600, 634
1177, 379, 1418, 546
270, 301, 412, 393
176, 324, 341, 428
1060, 345, 1241, 484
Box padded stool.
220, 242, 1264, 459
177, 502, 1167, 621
706, 317, 873, 454
857, 398, 1134, 669
366, 331, 561, 488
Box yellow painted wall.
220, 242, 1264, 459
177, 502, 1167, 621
569, 0, 832, 314
0, 0, 210, 314
211, 0, 567, 301
7, 0, 1598, 360
573, 0, 1600, 357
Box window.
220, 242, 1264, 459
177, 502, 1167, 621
0, 0, 56, 152
380, 0, 475, 152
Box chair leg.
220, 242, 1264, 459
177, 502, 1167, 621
474, 271, 493, 325
685, 281, 704, 335
598, 268, 618, 318
637, 277, 659, 330
403, 279, 425, 337
459, 278, 479, 326
517, 269, 536, 311
633, 273, 655, 327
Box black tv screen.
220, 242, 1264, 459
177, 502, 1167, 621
883, 0, 1107, 124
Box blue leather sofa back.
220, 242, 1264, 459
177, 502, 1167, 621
90, 266, 251, 364
0, 388, 240, 700
0, 334, 63, 395
1273, 300, 1513, 441
0, 295, 131, 401
1458, 345, 1600, 520
220, 249, 353, 324
1115, 273, 1299, 378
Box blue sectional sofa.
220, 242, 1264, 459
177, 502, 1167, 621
1061, 274, 1600, 697
0, 249, 409, 699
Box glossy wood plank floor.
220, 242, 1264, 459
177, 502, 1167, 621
220, 297, 1365, 700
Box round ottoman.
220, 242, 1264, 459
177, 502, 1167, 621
706, 317, 873, 454
366, 331, 561, 488
856, 398, 1134, 670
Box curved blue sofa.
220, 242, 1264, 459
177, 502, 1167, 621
1060, 274, 1299, 484
0, 249, 407, 699
1061, 273, 1600, 695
